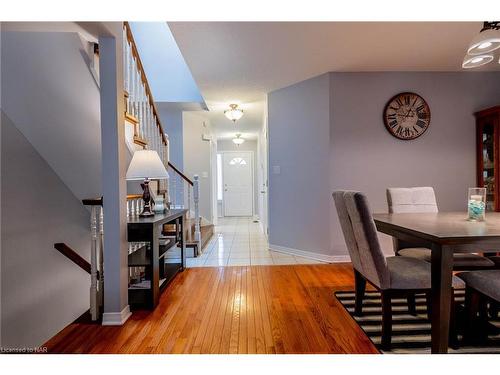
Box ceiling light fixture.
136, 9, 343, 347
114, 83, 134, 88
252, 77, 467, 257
467, 22, 500, 55
232, 134, 245, 145
224, 104, 244, 122
462, 54, 494, 69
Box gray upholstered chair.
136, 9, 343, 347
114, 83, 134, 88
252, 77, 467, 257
333, 190, 464, 350
387, 187, 495, 270
458, 270, 500, 342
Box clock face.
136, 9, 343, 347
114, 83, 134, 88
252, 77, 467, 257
383, 92, 431, 140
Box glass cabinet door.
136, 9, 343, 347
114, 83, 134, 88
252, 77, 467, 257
479, 117, 498, 211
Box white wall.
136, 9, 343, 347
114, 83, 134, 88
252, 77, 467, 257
257, 106, 269, 236
1, 112, 91, 347
217, 139, 259, 216
182, 111, 215, 222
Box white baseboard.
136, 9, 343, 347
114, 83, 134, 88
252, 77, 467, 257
102, 305, 132, 326
268, 244, 351, 263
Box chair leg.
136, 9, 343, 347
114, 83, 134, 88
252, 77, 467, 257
449, 298, 459, 349
490, 301, 499, 319
463, 287, 480, 344
381, 291, 392, 350
354, 270, 366, 317
407, 294, 417, 316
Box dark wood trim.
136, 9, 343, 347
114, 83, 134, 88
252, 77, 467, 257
123, 22, 168, 147
54, 243, 92, 275
82, 197, 103, 206
168, 161, 194, 186
476, 107, 500, 212
474, 105, 500, 118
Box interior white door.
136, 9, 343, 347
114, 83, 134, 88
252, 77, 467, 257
223, 152, 253, 217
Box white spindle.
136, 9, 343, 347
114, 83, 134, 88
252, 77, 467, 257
89, 206, 99, 321
98, 207, 104, 309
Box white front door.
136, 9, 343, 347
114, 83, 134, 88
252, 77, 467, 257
223, 151, 253, 217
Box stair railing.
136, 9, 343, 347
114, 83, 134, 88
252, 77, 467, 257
122, 22, 202, 253
81, 197, 104, 321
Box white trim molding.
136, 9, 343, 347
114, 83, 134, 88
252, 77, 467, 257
268, 243, 351, 263
102, 305, 132, 326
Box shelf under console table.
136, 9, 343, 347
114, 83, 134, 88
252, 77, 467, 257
127, 209, 187, 309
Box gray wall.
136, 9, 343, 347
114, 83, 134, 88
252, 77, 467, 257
1, 112, 90, 347
217, 139, 259, 216
183, 112, 214, 221
267, 71, 500, 259
159, 108, 184, 169
268, 73, 331, 255
329, 72, 500, 255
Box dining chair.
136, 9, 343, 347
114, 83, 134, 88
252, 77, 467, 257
333, 190, 464, 350
386, 187, 495, 270
457, 270, 500, 343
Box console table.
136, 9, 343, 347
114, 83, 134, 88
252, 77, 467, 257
127, 209, 187, 309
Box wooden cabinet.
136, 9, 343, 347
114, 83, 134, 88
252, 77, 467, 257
476, 106, 500, 211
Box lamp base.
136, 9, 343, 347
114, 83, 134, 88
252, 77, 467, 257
139, 179, 154, 217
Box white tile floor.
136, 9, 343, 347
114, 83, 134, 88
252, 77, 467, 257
186, 217, 326, 267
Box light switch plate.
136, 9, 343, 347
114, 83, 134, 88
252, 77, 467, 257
272, 166, 281, 175
202, 171, 209, 178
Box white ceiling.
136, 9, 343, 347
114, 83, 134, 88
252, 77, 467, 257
169, 22, 500, 139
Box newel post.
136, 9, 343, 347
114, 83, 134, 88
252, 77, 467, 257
193, 175, 201, 254
99, 23, 131, 326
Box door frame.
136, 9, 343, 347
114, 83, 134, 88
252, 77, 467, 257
220, 150, 255, 217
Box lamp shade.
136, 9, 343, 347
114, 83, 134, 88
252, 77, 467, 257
467, 28, 500, 55
126, 150, 169, 180
224, 104, 244, 122
462, 53, 494, 69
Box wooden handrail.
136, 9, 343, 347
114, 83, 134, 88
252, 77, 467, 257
168, 161, 193, 186
123, 22, 167, 146
82, 197, 103, 206
54, 243, 92, 275
127, 194, 143, 200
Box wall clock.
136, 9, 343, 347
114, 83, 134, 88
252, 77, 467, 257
383, 92, 431, 140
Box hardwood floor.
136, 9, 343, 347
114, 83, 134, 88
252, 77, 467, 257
44, 264, 378, 354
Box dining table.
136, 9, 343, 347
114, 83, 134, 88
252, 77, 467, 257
373, 211, 500, 354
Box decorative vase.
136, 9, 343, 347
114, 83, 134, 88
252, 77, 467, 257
467, 187, 486, 221
153, 198, 165, 213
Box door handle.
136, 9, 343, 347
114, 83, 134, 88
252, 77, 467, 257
260, 191, 265, 193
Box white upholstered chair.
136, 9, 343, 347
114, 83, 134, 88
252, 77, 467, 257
386, 187, 495, 270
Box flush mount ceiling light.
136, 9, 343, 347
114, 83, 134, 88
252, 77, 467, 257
232, 134, 245, 145
467, 22, 500, 55
462, 54, 494, 69
224, 104, 244, 122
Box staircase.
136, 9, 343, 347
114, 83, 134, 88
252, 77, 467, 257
122, 22, 214, 257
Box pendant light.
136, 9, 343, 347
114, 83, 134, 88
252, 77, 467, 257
462, 54, 494, 69
232, 134, 245, 145
224, 104, 244, 122
467, 22, 500, 55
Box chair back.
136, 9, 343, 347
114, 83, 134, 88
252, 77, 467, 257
333, 191, 363, 273
334, 191, 390, 289
386, 187, 438, 213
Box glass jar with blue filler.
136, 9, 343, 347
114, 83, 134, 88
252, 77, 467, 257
467, 187, 486, 221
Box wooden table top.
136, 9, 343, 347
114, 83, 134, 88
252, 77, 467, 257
127, 209, 187, 225
373, 212, 500, 243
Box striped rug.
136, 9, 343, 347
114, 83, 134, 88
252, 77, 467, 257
335, 290, 500, 354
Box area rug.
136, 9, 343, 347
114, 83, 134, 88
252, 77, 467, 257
335, 290, 500, 354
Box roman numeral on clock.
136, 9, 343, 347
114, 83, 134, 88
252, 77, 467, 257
416, 119, 427, 128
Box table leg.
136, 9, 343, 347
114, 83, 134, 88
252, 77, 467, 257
180, 215, 186, 270
431, 243, 454, 353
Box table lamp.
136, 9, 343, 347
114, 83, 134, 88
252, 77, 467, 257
126, 150, 169, 217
